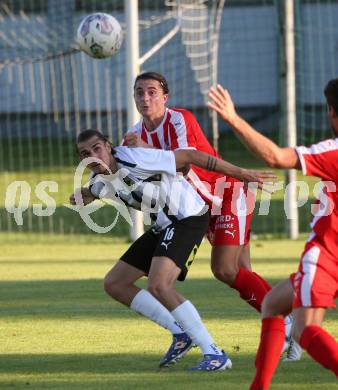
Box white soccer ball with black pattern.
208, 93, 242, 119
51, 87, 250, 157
77, 13, 123, 59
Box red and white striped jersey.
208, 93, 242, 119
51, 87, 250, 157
296, 138, 338, 258
127, 107, 238, 205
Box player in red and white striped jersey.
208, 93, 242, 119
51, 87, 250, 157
124, 71, 288, 359
208, 79, 338, 388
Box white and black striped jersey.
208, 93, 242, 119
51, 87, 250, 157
89, 146, 207, 231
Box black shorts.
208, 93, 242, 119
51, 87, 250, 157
120, 213, 209, 281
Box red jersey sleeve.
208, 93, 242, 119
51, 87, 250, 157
296, 138, 338, 181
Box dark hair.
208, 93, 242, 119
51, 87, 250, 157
76, 129, 110, 144
134, 71, 169, 94
324, 78, 338, 114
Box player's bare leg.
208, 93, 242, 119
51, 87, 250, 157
293, 307, 337, 376
238, 243, 251, 271
104, 260, 144, 305
261, 279, 294, 318
147, 256, 184, 310
211, 244, 272, 312
149, 256, 232, 371
292, 307, 326, 340
211, 244, 242, 284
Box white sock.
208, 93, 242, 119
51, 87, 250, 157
171, 300, 223, 355
130, 289, 184, 335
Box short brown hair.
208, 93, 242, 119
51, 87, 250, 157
134, 71, 169, 94
76, 129, 109, 144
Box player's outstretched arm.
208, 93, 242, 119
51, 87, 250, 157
207, 84, 301, 170
174, 149, 276, 190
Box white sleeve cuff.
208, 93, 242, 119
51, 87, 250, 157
295, 146, 307, 175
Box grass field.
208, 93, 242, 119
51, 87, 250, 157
0, 233, 337, 390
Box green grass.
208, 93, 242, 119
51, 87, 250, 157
0, 234, 337, 389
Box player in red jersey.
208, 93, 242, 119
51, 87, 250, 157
124, 71, 297, 364
208, 79, 338, 389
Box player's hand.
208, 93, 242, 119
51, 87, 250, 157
69, 187, 96, 206
240, 169, 277, 192
124, 132, 149, 148
177, 163, 191, 176
207, 84, 238, 124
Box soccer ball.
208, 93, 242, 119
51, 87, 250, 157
77, 13, 123, 59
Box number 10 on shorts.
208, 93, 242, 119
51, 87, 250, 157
163, 227, 175, 241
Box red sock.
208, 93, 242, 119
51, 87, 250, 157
231, 268, 271, 312
253, 272, 272, 292
300, 325, 338, 376
250, 317, 285, 390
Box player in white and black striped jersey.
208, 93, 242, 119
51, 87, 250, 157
70, 129, 273, 371
89, 145, 207, 233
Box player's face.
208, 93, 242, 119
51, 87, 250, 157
77, 136, 114, 174
134, 79, 168, 119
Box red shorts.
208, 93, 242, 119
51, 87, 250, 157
291, 242, 338, 309
207, 184, 255, 246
